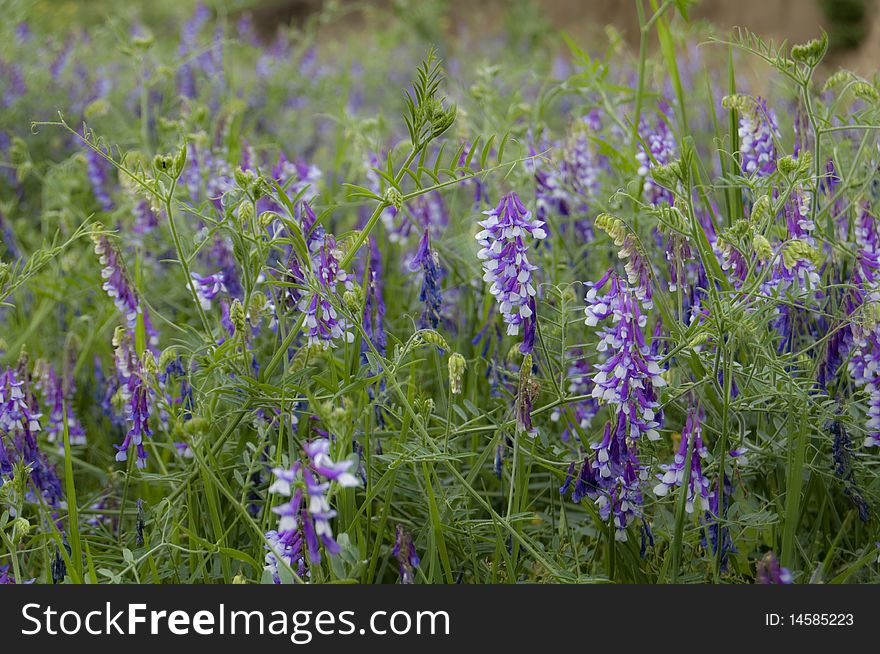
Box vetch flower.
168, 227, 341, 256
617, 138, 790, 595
114, 361, 151, 469
190, 271, 226, 309
727, 95, 779, 177
84, 147, 114, 212
476, 192, 546, 339
410, 229, 443, 329
755, 551, 793, 584
266, 438, 359, 582
573, 269, 666, 540
393, 525, 420, 584
653, 407, 713, 513
635, 106, 677, 206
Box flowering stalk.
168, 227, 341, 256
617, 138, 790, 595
476, 192, 546, 349
266, 438, 359, 583
410, 229, 443, 330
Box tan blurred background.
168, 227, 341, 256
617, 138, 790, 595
245, 0, 878, 73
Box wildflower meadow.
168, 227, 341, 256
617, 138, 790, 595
1, 0, 880, 587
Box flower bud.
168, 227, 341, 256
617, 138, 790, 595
343, 286, 363, 312
383, 187, 403, 211
230, 298, 246, 334
13, 517, 31, 540
753, 233, 773, 262
418, 329, 449, 350
790, 34, 827, 66
777, 155, 798, 176
237, 201, 254, 226
448, 352, 467, 395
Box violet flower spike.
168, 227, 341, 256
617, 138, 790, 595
476, 192, 546, 338
653, 407, 714, 513
410, 229, 443, 330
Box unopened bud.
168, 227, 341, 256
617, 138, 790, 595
448, 352, 467, 395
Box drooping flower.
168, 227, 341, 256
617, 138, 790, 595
476, 192, 546, 339
392, 525, 420, 584
653, 407, 713, 513
91, 229, 141, 329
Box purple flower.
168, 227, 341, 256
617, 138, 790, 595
303, 439, 359, 487
190, 271, 227, 308
207, 236, 242, 299
276, 155, 322, 204
755, 552, 793, 584
85, 148, 114, 212
0, 364, 63, 507
114, 365, 151, 469
0, 564, 16, 584
636, 106, 677, 206
701, 473, 736, 570
91, 231, 141, 328
410, 230, 443, 329
266, 438, 359, 582
301, 293, 352, 349
586, 271, 666, 426
133, 199, 159, 234
0, 59, 26, 108
363, 237, 387, 356
573, 270, 666, 540
36, 363, 85, 448
299, 201, 326, 254
735, 96, 779, 177
653, 407, 713, 513
392, 525, 420, 584
477, 192, 546, 338
527, 133, 569, 225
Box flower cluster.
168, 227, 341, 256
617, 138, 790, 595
91, 229, 141, 328
567, 269, 666, 540
108, 329, 152, 469
35, 362, 85, 448
635, 107, 677, 206
0, 364, 63, 507
299, 233, 354, 350
653, 406, 713, 513
476, 192, 546, 344
265, 438, 359, 583
730, 95, 779, 177
410, 230, 443, 329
